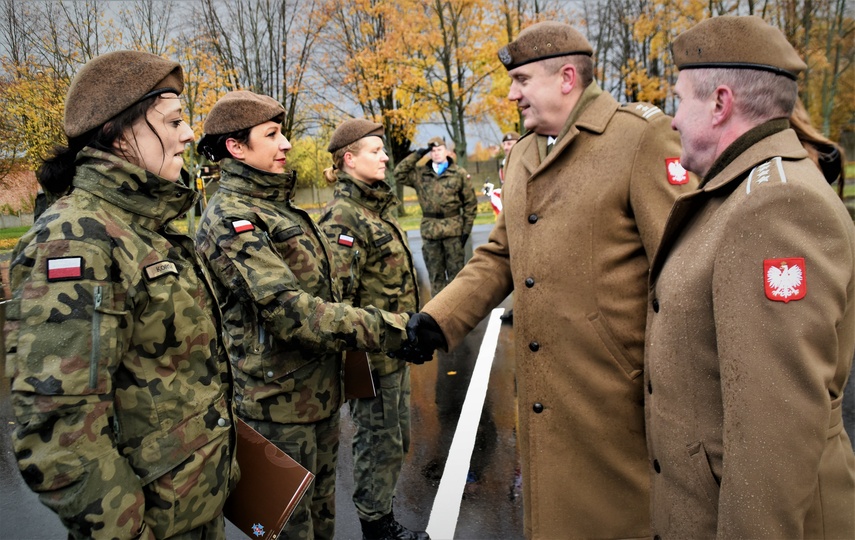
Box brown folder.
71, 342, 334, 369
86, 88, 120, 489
344, 351, 377, 400
224, 419, 314, 539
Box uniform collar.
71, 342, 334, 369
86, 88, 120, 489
73, 147, 196, 228
333, 172, 397, 214
702, 118, 790, 187
217, 158, 297, 202
702, 124, 808, 192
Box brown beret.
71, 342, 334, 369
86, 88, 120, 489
327, 118, 384, 153
498, 21, 593, 71
427, 136, 446, 149
64, 50, 183, 138
672, 16, 806, 80
502, 131, 520, 142
202, 91, 285, 135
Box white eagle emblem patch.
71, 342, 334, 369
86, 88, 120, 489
665, 158, 689, 185
764, 257, 806, 302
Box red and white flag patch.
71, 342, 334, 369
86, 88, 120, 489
338, 234, 355, 247
764, 257, 806, 302
47, 257, 83, 281
665, 158, 689, 185
232, 219, 255, 234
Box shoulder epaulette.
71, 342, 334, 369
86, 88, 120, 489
619, 102, 664, 121
745, 157, 786, 195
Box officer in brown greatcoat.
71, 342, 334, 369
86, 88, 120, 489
402, 21, 697, 539
645, 16, 855, 537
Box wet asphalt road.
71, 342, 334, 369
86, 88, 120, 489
0, 223, 524, 540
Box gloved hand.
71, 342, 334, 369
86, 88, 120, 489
460, 233, 469, 245
416, 147, 430, 158
387, 312, 437, 364
407, 312, 448, 353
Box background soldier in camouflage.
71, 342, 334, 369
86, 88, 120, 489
194, 92, 428, 540
4, 51, 237, 539
393, 136, 477, 296
318, 119, 429, 540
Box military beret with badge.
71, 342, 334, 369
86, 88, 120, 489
497, 21, 593, 71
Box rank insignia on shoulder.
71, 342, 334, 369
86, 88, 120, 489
764, 257, 806, 303
47, 256, 83, 281
666, 158, 689, 185
338, 234, 355, 247
232, 219, 255, 233
144, 260, 179, 281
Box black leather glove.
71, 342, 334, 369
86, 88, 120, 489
416, 147, 430, 158
460, 233, 469, 245
407, 312, 448, 353
387, 312, 436, 364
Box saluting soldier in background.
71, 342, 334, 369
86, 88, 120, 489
403, 21, 697, 539
318, 118, 429, 540
194, 92, 426, 540
645, 16, 855, 537
393, 136, 477, 296
5, 51, 238, 539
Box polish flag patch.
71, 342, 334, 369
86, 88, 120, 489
764, 257, 806, 303
666, 158, 689, 185
232, 219, 255, 234
338, 234, 355, 247
47, 257, 83, 281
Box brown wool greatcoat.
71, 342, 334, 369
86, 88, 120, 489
645, 127, 855, 538
422, 87, 696, 539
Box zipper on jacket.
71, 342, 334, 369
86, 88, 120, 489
90, 285, 103, 389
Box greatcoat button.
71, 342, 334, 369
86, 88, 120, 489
532, 403, 544, 413
217, 418, 227, 427
267, 370, 274, 378
529, 341, 540, 352
525, 277, 535, 288
528, 214, 538, 224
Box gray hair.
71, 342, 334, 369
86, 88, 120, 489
543, 54, 594, 89
683, 68, 798, 123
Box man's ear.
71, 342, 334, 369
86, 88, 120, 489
225, 138, 245, 160
711, 85, 735, 127
560, 64, 578, 95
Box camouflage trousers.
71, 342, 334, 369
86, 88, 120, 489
351, 365, 412, 521
245, 414, 340, 540
163, 514, 226, 540
422, 236, 465, 296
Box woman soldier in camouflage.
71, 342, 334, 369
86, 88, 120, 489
194, 91, 427, 540
5, 51, 238, 539
318, 119, 429, 540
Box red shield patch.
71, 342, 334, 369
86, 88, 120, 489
764, 257, 806, 303
665, 158, 689, 185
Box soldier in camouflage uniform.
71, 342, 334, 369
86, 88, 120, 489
393, 136, 477, 296
318, 119, 429, 540
4, 51, 238, 539
194, 92, 427, 540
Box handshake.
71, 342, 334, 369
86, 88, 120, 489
389, 312, 448, 364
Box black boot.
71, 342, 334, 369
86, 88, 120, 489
359, 511, 430, 540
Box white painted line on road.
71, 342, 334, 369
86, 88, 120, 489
426, 308, 505, 540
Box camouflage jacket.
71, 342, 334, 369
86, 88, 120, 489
318, 173, 420, 375
4, 148, 236, 539
195, 159, 410, 424
393, 153, 477, 240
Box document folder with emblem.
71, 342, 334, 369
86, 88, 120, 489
344, 350, 377, 400
224, 419, 314, 539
